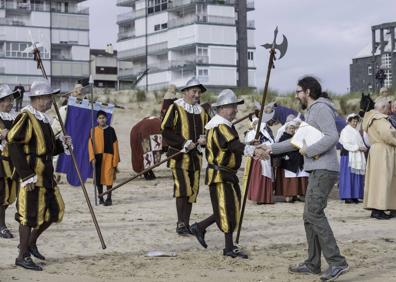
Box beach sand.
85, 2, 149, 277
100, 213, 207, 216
1, 98, 396, 282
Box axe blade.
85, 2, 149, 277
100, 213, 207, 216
261, 34, 288, 60
277, 34, 288, 60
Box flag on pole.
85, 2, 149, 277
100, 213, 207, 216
56, 96, 114, 186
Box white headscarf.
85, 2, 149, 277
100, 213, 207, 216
339, 124, 366, 175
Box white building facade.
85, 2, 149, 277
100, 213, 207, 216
116, 0, 256, 90
0, 0, 89, 92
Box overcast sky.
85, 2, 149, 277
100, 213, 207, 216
85, 0, 396, 94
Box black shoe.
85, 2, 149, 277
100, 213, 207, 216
371, 210, 391, 220
15, 256, 43, 271
99, 197, 105, 205
0, 226, 14, 239
104, 198, 112, 206
320, 263, 349, 281
176, 222, 190, 236
190, 223, 207, 248
288, 262, 321, 275
143, 171, 156, 180
223, 247, 248, 259
352, 199, 361, 204
29, 245, 45, 260
344, 199, 353, 204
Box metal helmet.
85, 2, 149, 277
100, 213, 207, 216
180, 77, 207, 93
0, 84, 19, 100
212, 89, 244, 108
26, 80, 60, 97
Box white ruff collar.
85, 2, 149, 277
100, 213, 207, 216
175, 98, 202, 114
0, 110, 17, 121
205, 114, 232, 130
22, 105, 51, 124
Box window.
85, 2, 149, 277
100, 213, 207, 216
5, 42, 49, 59
197, 68, 209, 82
154, 23, 167, 32
197, 47, 208, 56
147, 0, 167, 15
368, 65, 372, 75
248, 51, 254, 61
198, 69, 208, 76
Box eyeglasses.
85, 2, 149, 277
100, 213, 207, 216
295, 90, 304, 94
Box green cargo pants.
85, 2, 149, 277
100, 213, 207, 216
303, 169, 347, 271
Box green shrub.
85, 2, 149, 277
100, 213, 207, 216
136, 89, 147, 102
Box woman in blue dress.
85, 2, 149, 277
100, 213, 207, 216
339, 113, 367, 203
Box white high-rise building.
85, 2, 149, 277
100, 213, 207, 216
116, 0, 256, 90
0, 0, 89, 91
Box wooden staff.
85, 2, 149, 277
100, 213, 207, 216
99, 110, 256, 197
236, 27, 288, 243
32, 46, 106, 249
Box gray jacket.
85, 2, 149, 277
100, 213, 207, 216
271, 97, 339, 172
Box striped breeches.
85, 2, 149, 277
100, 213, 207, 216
209, 182, 241, 234
171, 168, 200, 203
0, 177, 17, 206
15, 186, 65, 228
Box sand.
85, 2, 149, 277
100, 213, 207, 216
1, 98, 396, 282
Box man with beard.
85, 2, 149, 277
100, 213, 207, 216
8, 81, 72, 271
264, 76, 349, 281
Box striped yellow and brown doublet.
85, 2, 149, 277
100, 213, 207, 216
7, 111, 65, 228
0, 117, 18, 206
161, 101, 208, 203
206, 123, 246, 233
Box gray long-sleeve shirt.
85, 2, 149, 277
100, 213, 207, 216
271, 97, 339, 172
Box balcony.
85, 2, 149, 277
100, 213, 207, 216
52, 61, 89, 77
51, 6, 89, 15
0, 17, 27, 26
118, 30, 136, 41
52, 54, 72, 60
247, 0, 254, 10
170, 55, 209, 71
247, 20, 255, 29
168, 15, 235, 28
117, 9, 145, 24
118, 42, 168, 60
168, 0, 236, 10
52, 13, 89, 30
116, 0, 135, 7
118, 67, 142, 79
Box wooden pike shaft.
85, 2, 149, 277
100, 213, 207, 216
235, 48, 276, 244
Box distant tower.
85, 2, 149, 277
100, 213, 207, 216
236, 0, 249, 88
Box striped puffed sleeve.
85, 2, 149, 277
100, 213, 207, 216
7, 112, 35, 181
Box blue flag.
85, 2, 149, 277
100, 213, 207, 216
56, 97, 114, 186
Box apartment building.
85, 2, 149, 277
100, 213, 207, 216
0, 0, 89, 92
116, 0, 256, 90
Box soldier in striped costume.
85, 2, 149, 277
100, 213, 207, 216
8, 81, 72, 271
0, 84, 20, 239
190, 89, 269, 258
161, 77, 209, 235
